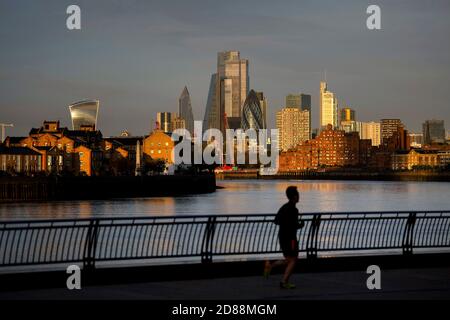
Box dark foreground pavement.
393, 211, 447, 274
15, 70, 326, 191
1, 266, 449, 300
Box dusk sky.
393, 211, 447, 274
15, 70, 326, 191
1, 0, 449, 136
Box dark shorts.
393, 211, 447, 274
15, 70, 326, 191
279, 237, 298, 258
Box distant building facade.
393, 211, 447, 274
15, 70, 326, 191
340, 107, 355, 122
69, 100, 100, 130
360, 121, 381, 146
156, 112, 174, 133
0, 146, 42, 174
320, 82, 338, 129
241, 90, 264, 131
255, 91, 268, 129
202, 51, 250, 133
143, 129, 174, 164
423, 120, 445, 145
381, 119, 403, 143
409, 133, 424, 148
391, 149, 440, 170
276, 107, 310, 151
179, 86, 194, 135
278, 124, 372, 171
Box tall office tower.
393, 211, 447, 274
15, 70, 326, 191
241, 90, 264, 130
171, 116, 186, 132
360, 121, 381, 146
320, 82, 338, 129
422, 120, 446, 144
68, 100, 100, 130
300, 94, 311, 111
285, 93, 311, 111
216, 51, 249, 131
178, 86, 195, 135
203, 74, 219, 132
156, 112, 173, 133
276, 107, 310, 151
340, 107, 355, 123
285, 94, 301, 108
381, 119, 404, 143
255, 91, 268, 129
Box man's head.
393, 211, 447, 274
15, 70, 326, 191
286, 186, 299, 203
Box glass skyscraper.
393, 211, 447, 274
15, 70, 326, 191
241, 90, 264, 130
178, 86, 194, 135
68, 100, 99, 130
203, 51, 249, 133
423, 120, 446, 144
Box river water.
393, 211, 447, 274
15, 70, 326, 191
1, 180, 449, 220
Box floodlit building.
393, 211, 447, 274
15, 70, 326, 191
276, 107, 310, 151
320, 82, 338, 129
360, 121, 381, 146
156, 112, 174, 134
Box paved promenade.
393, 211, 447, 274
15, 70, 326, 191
1, 266, 449, 300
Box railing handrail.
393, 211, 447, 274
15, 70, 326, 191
1, 210, 450, 225
1, 210, 449, 269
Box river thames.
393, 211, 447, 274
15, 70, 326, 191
1, 180, 450, 220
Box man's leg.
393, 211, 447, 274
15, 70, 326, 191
282, 256, 297, 283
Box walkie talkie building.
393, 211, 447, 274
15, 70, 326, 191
68, 100, 100, 130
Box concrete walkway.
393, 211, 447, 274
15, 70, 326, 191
1, 267, 449, 300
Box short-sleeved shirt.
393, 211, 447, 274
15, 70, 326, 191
276, 202, 300, 240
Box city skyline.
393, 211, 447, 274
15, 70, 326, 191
1, 1, 450, 136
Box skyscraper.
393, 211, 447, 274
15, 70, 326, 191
203, 74, 219, 132
241, 90, 264, 130
300, 94, 311, 112
276, 107, 310, 151
178, 86, 194, 135
320, 82, 338, 129
156, 112, 173, 133
381, 119, 403, 143
285, 94, 300, 108
422, 120, 445, 144
171, 116, 186, 132
255, 91, 268, 129
285, 93, 311, 111
68, 100, 99, 130
340, 107, 355, 122
217, 51, 249, 131
360, 121, 381, 146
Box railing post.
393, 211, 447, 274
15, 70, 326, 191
402, 213, 417, 255
83, 219, 100, 270
306, 214, 321, 259
201, 217, 216, 263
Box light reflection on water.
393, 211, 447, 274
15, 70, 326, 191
0, 180, 449, 220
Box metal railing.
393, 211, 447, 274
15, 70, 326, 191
1, 211, 449, 269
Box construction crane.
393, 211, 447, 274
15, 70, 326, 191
0, 123, 14, 143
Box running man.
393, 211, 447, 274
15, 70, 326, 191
264, 186, 304, 289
